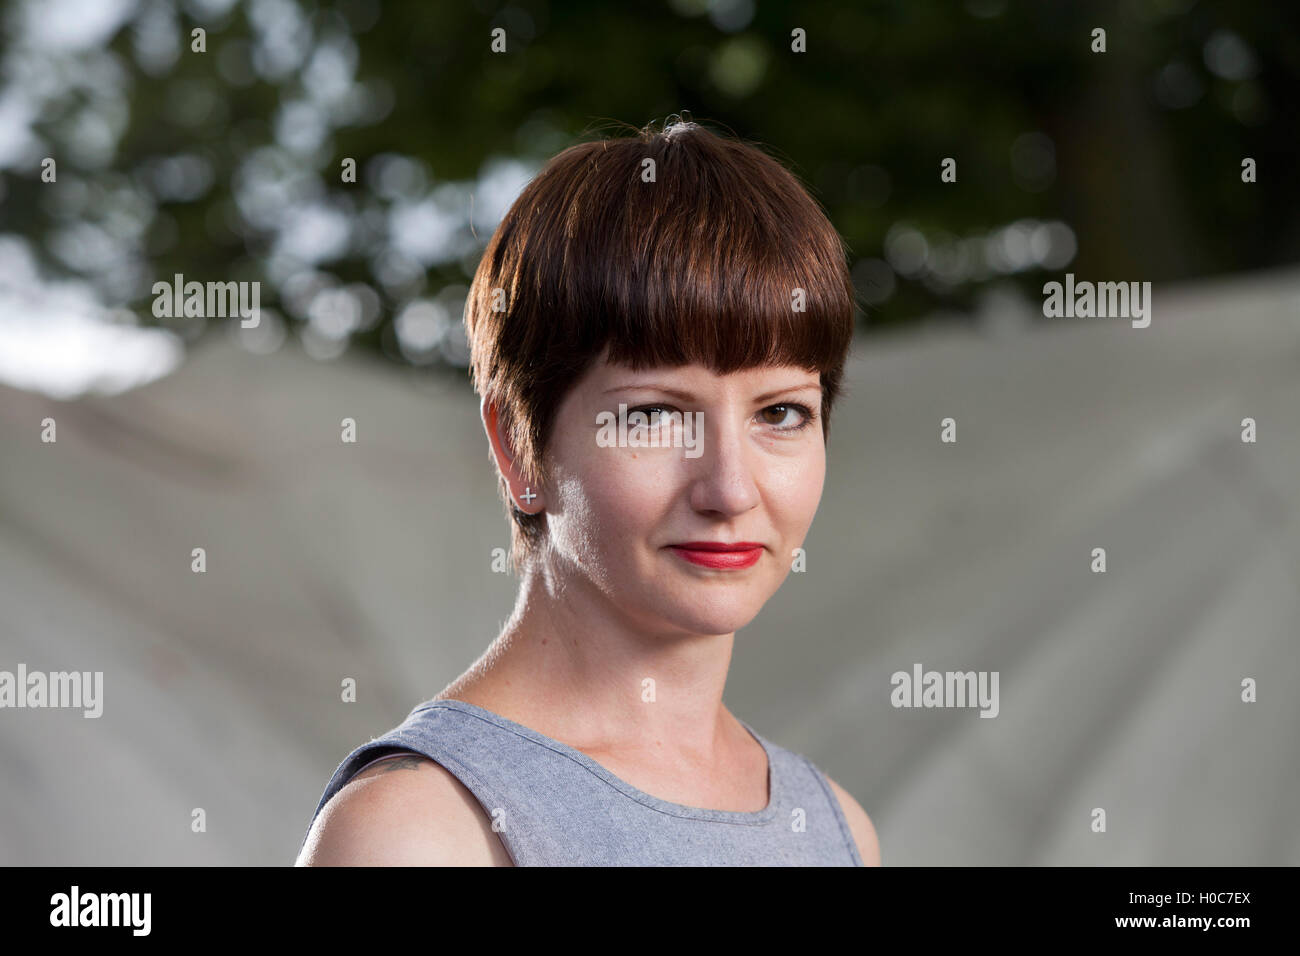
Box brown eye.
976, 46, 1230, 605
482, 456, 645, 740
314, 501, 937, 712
757, 403, 816, 431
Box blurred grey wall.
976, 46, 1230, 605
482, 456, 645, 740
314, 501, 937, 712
2, 266, 1298, 864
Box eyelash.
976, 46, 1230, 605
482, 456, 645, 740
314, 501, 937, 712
763, 402, 817, 432
630, 402, 818, 433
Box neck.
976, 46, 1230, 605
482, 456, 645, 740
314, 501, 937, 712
438, 550, 740, 761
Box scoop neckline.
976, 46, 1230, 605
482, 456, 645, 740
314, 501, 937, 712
416, 698, 782, 825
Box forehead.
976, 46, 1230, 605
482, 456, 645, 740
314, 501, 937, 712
579, 354, 821, 394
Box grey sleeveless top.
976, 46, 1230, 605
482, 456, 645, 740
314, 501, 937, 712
301, 698, 863, 866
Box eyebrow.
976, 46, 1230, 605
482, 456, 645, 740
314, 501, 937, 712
603, 382, 823, 404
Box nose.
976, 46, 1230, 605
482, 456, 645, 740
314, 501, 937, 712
687, 412, 761, 517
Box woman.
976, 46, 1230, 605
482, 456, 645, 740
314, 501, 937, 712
297, 117, 880, 866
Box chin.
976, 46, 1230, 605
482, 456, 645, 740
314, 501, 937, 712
634, 588, 771, 637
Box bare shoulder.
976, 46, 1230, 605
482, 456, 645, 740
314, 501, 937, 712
296, 754, 513, 866
822, 773, 882, 866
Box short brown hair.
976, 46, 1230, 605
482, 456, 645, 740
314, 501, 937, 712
464, 118, 858, 571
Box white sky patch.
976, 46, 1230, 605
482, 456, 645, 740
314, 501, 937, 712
248, 0, 312, 81
271, 202, 351, 264
472, 157, 537, 232
9, 0, 138, 52
388, 194, 462, 266
275, 99, 329, 155
0, 88, 42, 169
0, 236, 181, 399
302, 35, 359, 108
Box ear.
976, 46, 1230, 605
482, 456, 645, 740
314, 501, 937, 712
481, 397, 544, 514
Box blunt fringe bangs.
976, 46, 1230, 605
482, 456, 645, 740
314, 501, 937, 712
464, 118, 858, 569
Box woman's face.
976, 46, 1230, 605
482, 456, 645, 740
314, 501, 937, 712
533, 353, 827, 638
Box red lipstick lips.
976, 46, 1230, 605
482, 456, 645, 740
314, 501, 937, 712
668, 541, 764, 570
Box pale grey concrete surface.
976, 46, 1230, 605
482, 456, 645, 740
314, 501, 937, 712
2, 267, 1297, 865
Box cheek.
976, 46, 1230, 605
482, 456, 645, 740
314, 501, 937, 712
579, 450, 679, 530
766, 449, 826, 532
550, 440, 680, 555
